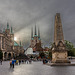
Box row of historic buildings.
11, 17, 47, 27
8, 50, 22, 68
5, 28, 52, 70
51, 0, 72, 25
0, 23, 24, 60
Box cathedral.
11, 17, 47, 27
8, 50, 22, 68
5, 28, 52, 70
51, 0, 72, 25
0, 23, 24, 60
30, 25, 43, 54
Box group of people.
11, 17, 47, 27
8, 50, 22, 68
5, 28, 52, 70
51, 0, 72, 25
10, 59, 32, 68
43, 59, 48, 64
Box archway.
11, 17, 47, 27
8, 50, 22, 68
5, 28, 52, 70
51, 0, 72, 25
8, 53, 11, 59
0, 50, 3, 59
4, 52, 7, 59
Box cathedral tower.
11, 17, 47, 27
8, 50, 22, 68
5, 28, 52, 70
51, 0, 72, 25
5, 22, 10, 34
30, 25, 42, 52
38, 27, 40, 39
10, 26, 14, 46
31, 27, 33, 39
35, 25, 37, 36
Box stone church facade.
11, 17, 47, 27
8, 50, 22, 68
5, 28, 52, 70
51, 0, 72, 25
30, 26, 43, 54
0, 23, 24, 60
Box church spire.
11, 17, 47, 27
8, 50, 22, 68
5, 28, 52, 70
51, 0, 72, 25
11, 27, 13, 34
35, 25, 37, 35
38, 27, 40, 38
31, 27, 33, 38
20, 41, 22, 46
7, 22, 9, 29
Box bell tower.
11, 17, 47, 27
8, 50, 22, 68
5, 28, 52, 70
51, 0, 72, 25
5, 22, 10, 34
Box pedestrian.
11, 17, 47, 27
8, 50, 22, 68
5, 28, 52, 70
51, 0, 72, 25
0, 60, 2, 65
22, 59, 24, 64
43, 59, 45, 64
10, 60, 12, 68
19, 60, 21, 65
26, 60, 29, 64
16, 60, 18, 65
29, 59, 32, 64
14, 59, 16, 64
25, 59, 26, 64
12, 59, 15, 68
48, 59, 51, 63
45, 59, 48, 63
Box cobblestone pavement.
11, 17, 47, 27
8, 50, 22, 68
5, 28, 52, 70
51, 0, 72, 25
0, 61, 75, 75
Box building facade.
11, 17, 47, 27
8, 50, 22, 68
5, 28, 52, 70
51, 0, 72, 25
0, 23, 24, 60
14, 41, 24, 57
25, 47, 33, 55
30, 26, 43, 53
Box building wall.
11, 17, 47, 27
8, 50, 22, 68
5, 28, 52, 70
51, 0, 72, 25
0, 26, 24, 60
31, 37, 42, 51
25, 48, 33, 55
52, 51, 68, 63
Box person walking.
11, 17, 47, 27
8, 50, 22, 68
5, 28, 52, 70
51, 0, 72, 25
22, 59, 24, 64
29, 59, 32, 64
10, 60, 12, 68
12, 59, 15, 68
25, 59, 27, 64
26, 60, 29, 64
19, 60, 21, 65
0, 60, 2, 65
16, 60, 18, 65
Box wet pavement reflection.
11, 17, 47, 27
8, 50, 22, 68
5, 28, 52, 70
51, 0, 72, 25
0, 61, 75, 75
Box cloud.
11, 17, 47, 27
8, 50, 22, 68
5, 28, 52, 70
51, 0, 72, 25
0, 0, 75, 48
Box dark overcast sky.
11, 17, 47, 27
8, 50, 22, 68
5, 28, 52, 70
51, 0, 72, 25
0, 0, 75, 48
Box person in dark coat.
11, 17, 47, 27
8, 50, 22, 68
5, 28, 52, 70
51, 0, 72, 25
0, 60, 2, 65
19, 60, 21, 65
12, 59, 15, 68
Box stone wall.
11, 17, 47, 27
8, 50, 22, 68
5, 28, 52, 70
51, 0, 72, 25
52, 51, 68, 63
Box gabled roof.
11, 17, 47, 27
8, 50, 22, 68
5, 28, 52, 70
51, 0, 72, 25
14, 41, 19, 46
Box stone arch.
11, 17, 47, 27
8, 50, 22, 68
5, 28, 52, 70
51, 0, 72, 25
4, 52, 7, 59
8, 53, 11, 59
